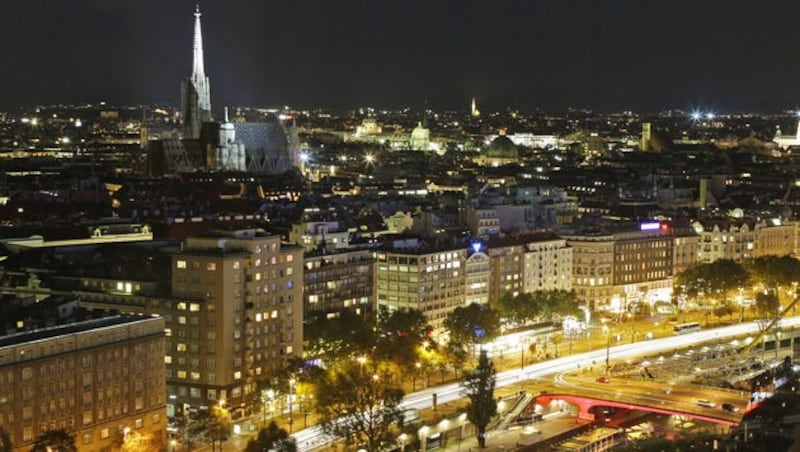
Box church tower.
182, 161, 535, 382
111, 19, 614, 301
182, 5, 212, 139
640, 122, 652, 151
471, 98, 481, 118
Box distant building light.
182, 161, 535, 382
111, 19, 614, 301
640, 222, 661, 231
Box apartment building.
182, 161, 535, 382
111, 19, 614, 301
375, 238, 467, 329
0, 315, 165, 452
167, 229, 303, 417
303, 248, 375, 317
566, 224, 673, 313
485, 232, 572, 304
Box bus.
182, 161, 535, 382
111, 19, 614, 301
673, 322, 701, 335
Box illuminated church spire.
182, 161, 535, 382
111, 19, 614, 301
182, 5, 212, 138
192, 5, 206, 81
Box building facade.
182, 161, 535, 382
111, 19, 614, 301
167, 229, 303, 417
375, 240, 467, 329
303, 248, 375, 317
0, 315, 165, 452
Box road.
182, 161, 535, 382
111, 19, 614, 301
292, 317, 800, 451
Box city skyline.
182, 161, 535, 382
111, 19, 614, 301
3, 1, 800, 114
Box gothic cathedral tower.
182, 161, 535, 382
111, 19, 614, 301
182, 5, 212, 139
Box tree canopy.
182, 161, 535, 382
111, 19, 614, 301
443, 303, 500, 347
462, 350, 497, 449
245, 421, 297, 452
31, 430, 76, 452
314, 364, 405, 452
675, 259, 749, 304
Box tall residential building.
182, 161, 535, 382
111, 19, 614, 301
167, 229, 303, 417
0, 315, 165, 452
376, 239, 467, 329
303, 248, 375, 317
465, 246, 490, 306
182, 6, 212, 139
566, 224, 674, 313
485, 233, 572, 303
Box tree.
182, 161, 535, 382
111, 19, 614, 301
31, 430, 76, 452
443, 303, 500, 350
0, 427, 10, 452
245, 421, 297, 452
747, 255, 800, 296
119, 430, 155, 452
303, 309, 374, 361
374, 307, 430, 370
206, 404, 233, 452
675, 260, 748, 307
315, 364, 405, 452
712, 299, 736, 324
537, 290, 582, 322
462, 350, 497, 448
496, 292, 538, 325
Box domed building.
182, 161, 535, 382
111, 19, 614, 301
409, 121, 431, 151
474, 134, 519, 166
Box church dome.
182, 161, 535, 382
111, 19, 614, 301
485, 135, 517, 159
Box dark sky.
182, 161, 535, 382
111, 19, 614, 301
2, 0, 800, 113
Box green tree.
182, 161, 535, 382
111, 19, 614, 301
538, 290, 582, 321
315, 364, 405, 452
0, 427, 11, 452
496, 292, 538, 325
712, 299, 736, 324
747, 255, 800, 295
443, 303, 500, 349
374, 307, 430, 370
675, 260, 749, 307
206, 404, 233, 452
462, 350, 497, 449
245, 421, 297, 452
303, 310, 374, 361
31, 430, 76, 452
442, 340, 468, 379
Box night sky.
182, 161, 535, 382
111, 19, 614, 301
3, 0, 800, 113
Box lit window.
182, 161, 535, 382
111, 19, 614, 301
286, 254, 293, 262
177, 260, 187, 269
207, 263, 216, 271
233, 261, 240, 269
271, 310, 278, 319
189, 303, 200, 312
234, 371, 242, 380
191, 372, 200, 380
177, 370, 187, 379
177, 302, 187, 311
176, 343, 187, 352
165, 355, 172, 364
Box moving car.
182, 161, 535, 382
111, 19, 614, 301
696, 399, 716, 408
596, 376, 610, 383
721, 403, 739, 412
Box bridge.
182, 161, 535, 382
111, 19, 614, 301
500, 364, 752, 427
